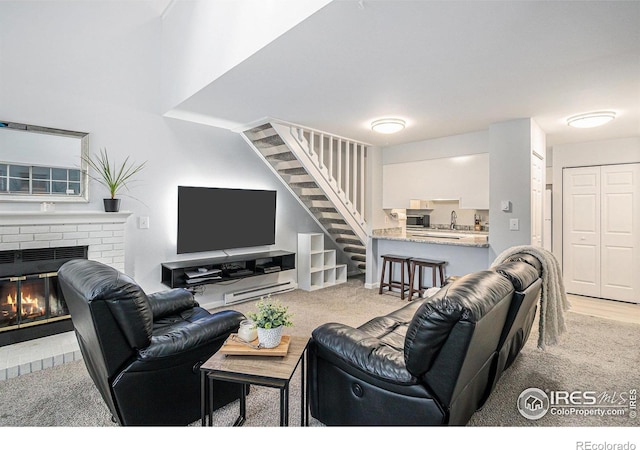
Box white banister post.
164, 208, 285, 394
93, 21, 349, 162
352, 144, 358, 213
319, 134, 324, 170
309, 132, 315, 157
360, 146, 366, 221
328, 138, 333, 182
337, 139, 342, 193
345, 141, 351, 204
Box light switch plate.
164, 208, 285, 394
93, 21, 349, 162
139, 216, 149, 229
501, 200, 511, 212
509, 218, 520, 231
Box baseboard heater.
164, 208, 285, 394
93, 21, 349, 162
223, 281, 297, 305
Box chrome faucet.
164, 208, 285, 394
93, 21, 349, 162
450, 210, 457, 230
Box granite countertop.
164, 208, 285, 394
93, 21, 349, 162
372, 228, 490, 248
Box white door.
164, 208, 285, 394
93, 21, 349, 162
563, 167, 601, 297
543, 188, 552, 251
563, 164, 639, 303
531, 152, 544, 247
600, 164, 639, 302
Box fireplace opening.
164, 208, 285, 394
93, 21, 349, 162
0, 246, 87, 346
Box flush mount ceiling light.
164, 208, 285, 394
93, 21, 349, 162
567, 111, 616, 128
371, 118, 406, 134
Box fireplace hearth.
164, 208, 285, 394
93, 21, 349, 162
0, 246, 87, 346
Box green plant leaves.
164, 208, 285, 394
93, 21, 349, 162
248, 295, 293, 329
83, 147, 146, 199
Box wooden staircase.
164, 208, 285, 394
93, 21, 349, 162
242, 122, 368, 273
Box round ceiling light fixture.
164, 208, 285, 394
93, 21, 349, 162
567, 111, 616, 129
371, 118, 406, 134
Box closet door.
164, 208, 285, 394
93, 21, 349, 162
600, 164, 639, 302
563, 167, 601, 297
563, 164, 639, 303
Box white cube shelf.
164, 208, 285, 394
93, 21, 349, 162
298, 233, 348, 291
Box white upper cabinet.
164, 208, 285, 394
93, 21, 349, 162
382, 154, 489, 209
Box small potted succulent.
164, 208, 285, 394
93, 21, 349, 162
83, 147, 146, 212
248, 295, 293, 348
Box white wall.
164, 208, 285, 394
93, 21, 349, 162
551, 137, 640, 266
161, 0, 331, 113
0, 1, 322, 305
488, 118, 545, 263
365, 146, 387, 232
382, 130, 489, 165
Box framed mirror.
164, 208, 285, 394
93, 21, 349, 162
0, 121, 89, 203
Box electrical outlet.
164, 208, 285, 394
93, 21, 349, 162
139, 216, 149, 229
509, 218, 520, 231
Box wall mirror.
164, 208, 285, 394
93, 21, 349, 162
0, 121, 89, 203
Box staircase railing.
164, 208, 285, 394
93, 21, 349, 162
270, 121, 369, 243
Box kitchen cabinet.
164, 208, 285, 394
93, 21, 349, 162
383, 154, 489, 209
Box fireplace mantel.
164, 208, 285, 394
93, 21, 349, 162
0, 210, 132, 226
0, 210, 131, 274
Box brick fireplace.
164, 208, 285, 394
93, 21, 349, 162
0, 211, 131, 346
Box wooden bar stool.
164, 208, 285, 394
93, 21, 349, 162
408, 258, 447, 301
378, 254, 412, 300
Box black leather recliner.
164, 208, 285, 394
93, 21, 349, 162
308, 255, 542, 426
489, 254, 542, 391
58, 259, 245, 426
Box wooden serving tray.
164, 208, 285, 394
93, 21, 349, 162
219, 334, 290, 357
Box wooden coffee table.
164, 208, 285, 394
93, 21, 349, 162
200, 335, 310, 426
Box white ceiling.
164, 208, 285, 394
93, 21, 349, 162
174, 0, 640, 148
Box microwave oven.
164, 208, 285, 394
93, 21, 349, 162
406, 215, 430, 227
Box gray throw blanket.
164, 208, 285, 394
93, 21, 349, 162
491, 245, 570, 349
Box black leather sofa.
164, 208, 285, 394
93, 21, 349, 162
58, 259, 246, 426
308, 253, 542, 426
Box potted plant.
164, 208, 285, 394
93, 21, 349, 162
248, 295, 293, 348
83, 147, 146, 212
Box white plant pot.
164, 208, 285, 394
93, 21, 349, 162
257, 326, 283, 348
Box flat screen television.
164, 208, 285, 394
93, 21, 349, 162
177, 186, 277, 254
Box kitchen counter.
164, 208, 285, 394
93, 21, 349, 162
365, 228, 491, 289
372, 228, 489, 248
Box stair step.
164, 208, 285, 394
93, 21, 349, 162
343, 246, 366, 254
304, 200, 334, 209
281, 174, 314, 185
245, 125, 278, 141
292, 187, 324, 197
260, 145, 292, 157
279, 167, 308, 175
289, 181, 318, 189
300, 194, 329, 202
336, 237, 363, 245
309, 206, 338, 213
319, 217, 346, 225
315, 212, 343, 221
253, 134, 285, 148
247, 123, 273, 134
270, 160, 304, 171
266, 152, 297, 162
358, 263, 366, 270
351, 254, 366, 262
326, 228, 356, 236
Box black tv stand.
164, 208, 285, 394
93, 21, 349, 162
161, 250, 295, 289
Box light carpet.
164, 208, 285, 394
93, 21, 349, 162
0, 276, 638, 428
